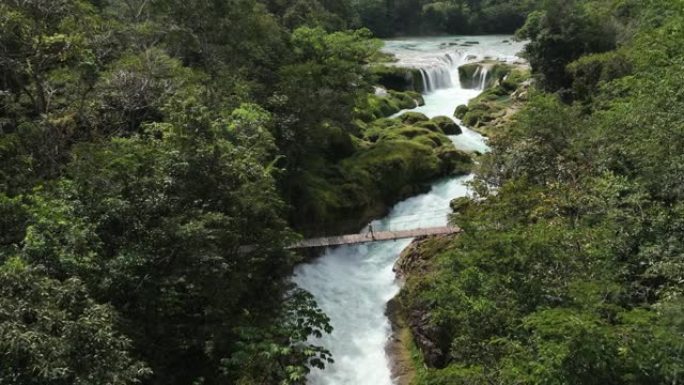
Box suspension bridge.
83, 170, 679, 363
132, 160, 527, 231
240, 208, 461, 253
289, 225, 461, 249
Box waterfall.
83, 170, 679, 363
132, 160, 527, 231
479, 68, 489, 90
417, 53, 458, 93
420, 65, 452, 93
471, 66, 490, 90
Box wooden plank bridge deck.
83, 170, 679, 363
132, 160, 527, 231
290, 226, 461, 249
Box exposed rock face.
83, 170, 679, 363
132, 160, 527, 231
393, 235, 433, 279
406, 308, 448, 368
385, 298, 415, 385
391, 235, 456, 369
458, 63, 483, 89
370, 65, 425, 92
374, 86, 388, 96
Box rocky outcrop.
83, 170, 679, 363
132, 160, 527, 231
394, 233, 454, 279
458, 61, 521, 90
450, 196, 472, 212
454, 68, 533, 137
389, 235, 457, 369
385, 298, 415, 385
405, 306, 448, 368
454, 104, 469, 119
398, 111, 429, 124
370, 65, 425, 92
430, 116, 462, 135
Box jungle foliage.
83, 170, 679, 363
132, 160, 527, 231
0, 0, 452, 383
2, 0, 682, 384
399, 0, 684, 384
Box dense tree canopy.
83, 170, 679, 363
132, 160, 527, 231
397, 0, 684, 384
355, 0, 541, 37
0, 0, 473, 383
2, 0, 683, 384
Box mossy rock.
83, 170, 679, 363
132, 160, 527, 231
358, 91, 428, 122
377, 97, 401, 117
395, 126, 432, 139
459, 62, 516, 90
369, 65, 424, 92
462, 107, 497, 127
501, 68, 531, 92
454, 104, 469, 119
399, 112, 429, 124
417, 121, 441, 132
340, 139, 443, 199
431, 116, 462, 135
489, 63, 515, 87
413, 130, 447, 148
458, 63, 481, 89
436, 147, 473, 175
388, 90, 425, 109
373, 118, 401, 128
450, 196, 472, 213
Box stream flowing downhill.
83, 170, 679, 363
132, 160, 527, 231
292, 36, 525, 385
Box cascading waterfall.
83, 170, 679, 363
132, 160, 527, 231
417, 53, 460, 93
421, 65, 452, 93
472, 66, 490, 90
293, 36, 525, 385
479, 67, 489, 90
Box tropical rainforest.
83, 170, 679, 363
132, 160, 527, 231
396, 0, 684, 384
0, 0, 682, 385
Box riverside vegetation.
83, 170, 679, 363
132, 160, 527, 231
1, 0, 682, 385
392, 0, 684, 384
0, 0, 475, 384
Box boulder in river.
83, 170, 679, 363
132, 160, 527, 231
454, 104, 469, 119
399, 111, 429, 124
431, 116, 462, 135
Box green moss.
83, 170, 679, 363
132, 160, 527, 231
501, 68, 531, 91
450, 196, 472, 213
436, 147, 473, 175
454, 104, 469, 119
459, 62, 519, 90
357, 91, 426, 122
389, 90, 425, 109
458, 68, 531, 136
430, 116, 462, 135
369, 65, 424, 92
417, 121, 441, 132
458, 63, 481, 89
296, 102, 474, 233
488, 63, 515, 87
399, 112, 429, 124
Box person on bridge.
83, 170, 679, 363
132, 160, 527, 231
369, 224, 376, 241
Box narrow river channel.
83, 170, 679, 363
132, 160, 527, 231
292, 36, 525, 385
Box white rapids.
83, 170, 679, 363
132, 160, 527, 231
292, 35, 525, 385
